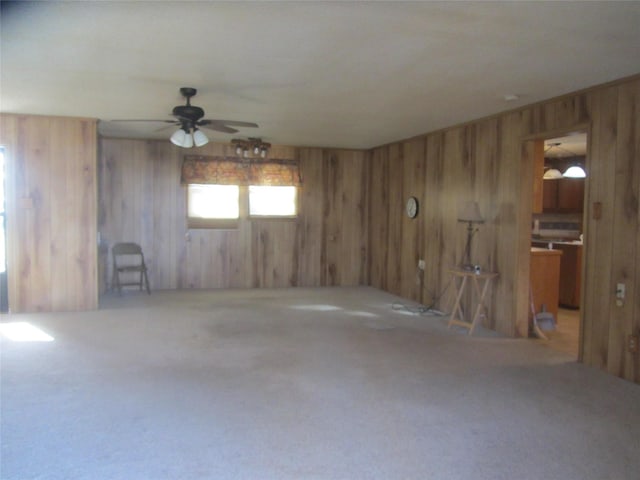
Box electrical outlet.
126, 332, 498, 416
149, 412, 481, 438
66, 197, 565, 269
629, 335, 639, 354
616, 283, 626, 307
418, 259, 426, 270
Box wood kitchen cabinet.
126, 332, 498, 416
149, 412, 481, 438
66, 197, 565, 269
542, 178, 585, 213
543, 179, 559, 212
530, 247, 562, 320
555, 243, 582, 308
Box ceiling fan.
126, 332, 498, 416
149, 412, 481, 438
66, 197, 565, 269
112, 87, 259, 148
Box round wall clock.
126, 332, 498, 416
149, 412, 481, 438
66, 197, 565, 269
406, 196, 419, 218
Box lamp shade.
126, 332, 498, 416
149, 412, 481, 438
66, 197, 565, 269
543, 168, 563, 179
170, 128, 187, 147
182, 132, 194, 148
193, 129, 209, 147
457, 201, 484, 223
563, 165, 586, 178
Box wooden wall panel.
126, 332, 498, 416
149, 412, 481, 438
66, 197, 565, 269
98, 140, 368, 291
385, 144, 404, 296
0, 114, 98, 313
608, 80, 639, 380
295, 148, 323, 286
582, 86, 618, 370
368, 147, 389, 291
421, 133, 445, 308
493, 111, 525, 336
368, 75, 640, 383
400, 138, 426, 302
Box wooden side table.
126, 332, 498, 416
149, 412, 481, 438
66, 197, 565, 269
447, 267, 498, 335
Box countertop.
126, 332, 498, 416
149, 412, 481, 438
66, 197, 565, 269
531, 247, 563, 255
532, 239, 583, 246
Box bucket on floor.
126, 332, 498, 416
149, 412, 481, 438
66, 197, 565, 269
535, 304, 556, 332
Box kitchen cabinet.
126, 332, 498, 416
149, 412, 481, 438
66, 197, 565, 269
543, 179, 559, 211
542, 178, 585, 213
530, 247, 562, 320
555, 243, 582, 308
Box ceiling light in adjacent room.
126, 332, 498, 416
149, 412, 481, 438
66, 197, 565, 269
543, 168, 564, 179
563, 165, 587, 178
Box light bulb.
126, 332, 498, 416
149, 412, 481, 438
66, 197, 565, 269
243, 148, 249, 158
260, 148, 267, 158
235, 146, 242, 155
253, 145, 260, 155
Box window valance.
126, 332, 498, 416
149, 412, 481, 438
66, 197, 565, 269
181, 155, 302, 187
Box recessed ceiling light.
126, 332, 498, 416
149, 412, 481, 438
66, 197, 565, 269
503, 94, 519, 102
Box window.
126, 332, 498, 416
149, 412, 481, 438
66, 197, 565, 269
181, 155, 301, 228
249, 186, 297, 217
187, 184, 239, 229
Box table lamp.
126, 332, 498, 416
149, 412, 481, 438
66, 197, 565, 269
457, 201, 484, 270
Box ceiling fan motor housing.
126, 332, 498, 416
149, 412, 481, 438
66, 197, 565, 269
172, 87, 204, 123
172, 105, 205, 122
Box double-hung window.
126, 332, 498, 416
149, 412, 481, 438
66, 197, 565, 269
187, 184, 240, 229
248, 185, 297, 217
182, 155, 301, 228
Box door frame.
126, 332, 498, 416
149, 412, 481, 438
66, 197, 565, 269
519, 124, 590, 360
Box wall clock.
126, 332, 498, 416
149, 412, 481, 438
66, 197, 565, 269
406, 196, 419, 218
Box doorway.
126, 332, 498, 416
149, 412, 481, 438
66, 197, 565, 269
529, 132, 587, 359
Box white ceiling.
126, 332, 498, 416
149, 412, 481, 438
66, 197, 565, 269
545, 133, 587, 158
1, 1, 639, 149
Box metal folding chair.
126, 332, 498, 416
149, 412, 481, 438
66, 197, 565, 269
111, 242, 151, 295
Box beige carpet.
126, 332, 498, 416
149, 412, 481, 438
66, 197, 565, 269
1, 287, 639, 479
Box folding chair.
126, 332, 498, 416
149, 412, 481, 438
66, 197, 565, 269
111, 242, 151, 295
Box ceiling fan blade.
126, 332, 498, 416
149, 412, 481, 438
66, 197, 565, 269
108, 119, 177, 123
154, 124, 179, 133
201, 124, 238, 134
200, 119, 259, 128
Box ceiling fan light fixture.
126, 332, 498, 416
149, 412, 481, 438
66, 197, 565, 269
170, 128, 187, 147
193, 129, 209, 147
182, 131, 194, 148
563, 165, 586, 178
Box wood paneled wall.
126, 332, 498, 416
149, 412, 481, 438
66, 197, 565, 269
369, 75, 640, 383
98, 140, 368, 291
0, 114, 98, 313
